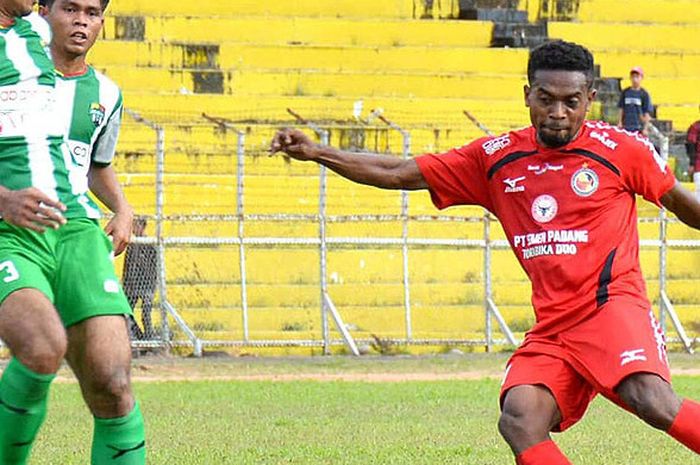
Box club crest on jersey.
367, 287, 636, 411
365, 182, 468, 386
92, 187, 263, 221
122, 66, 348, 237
89, 102, 105, 127
531, 195, 558, 224
571, 166, 599, 197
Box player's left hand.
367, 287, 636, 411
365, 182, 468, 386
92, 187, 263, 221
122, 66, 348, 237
105, 208, 134, 256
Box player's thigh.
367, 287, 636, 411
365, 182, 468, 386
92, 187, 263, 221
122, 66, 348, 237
560, 302, 670, 400
0, 289, 65, 371
54, 218, 133, 327
501, 350, 596, 432
0, 239, 64, 368
66, 315, 132, 388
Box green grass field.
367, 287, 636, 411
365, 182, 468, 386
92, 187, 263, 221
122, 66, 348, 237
23, 354, 700, 464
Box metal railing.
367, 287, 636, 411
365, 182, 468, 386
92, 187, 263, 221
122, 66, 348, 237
0, 114, 685, 357
118, 113, 699, 357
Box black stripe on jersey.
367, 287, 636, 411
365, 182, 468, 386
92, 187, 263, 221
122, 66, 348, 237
486, 150, 539, 180
560, 149, 621, 177
596, 248, 617, 307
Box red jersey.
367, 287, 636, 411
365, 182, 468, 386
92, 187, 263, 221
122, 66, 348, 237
416, 121, 676, 336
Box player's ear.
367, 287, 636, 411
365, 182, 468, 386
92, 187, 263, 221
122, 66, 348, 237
585, 88, 597, 112
524, 84, 531, 108
38, 5, 49, 16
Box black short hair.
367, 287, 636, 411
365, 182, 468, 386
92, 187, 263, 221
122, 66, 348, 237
39, 0, 110, 11
527, 40, 595, 88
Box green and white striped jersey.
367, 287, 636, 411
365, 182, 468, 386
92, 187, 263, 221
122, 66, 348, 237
55, 66, 123, 218
0, 13, 97, 219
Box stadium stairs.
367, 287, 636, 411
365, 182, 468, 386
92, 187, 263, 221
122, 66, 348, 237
90, 0, 700, 349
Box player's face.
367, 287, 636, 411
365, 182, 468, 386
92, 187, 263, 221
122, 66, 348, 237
44, 0, 103, 58
525, 70, 596, 149
0, 0, 35, 17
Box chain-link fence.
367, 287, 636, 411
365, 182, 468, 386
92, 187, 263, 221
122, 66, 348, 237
112, 108, 700, 356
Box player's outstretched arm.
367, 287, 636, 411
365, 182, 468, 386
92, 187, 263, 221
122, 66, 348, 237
661, 181, 700, 229
0, 186, 66, 232
270, 128, 428, 190
88, 165, 134, 255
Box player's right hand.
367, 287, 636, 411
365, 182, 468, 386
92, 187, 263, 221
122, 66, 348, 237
270, 128, 321, 161
0, 187, 67, 233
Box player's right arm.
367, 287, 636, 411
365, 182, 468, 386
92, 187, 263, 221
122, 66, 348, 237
270, 128, 427, 190
0, 186, 66, 232
661, 182, 700, 229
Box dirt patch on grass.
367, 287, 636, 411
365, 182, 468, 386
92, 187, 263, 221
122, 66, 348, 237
25, 354, 700, 384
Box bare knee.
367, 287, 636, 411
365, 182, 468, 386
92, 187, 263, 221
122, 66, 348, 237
617, 374, 681, 430
499, 385, 561, 454
18, 332, 68, 374
81, 364, 134, 417
0, 290, 67, 374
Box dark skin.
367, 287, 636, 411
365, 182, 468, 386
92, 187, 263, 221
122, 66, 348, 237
271, 69, 695, 455
0, 0, 34, 23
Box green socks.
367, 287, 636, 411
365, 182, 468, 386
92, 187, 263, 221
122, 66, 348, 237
0, 359, 146, 464
92, 402, 146, 465
0, 357, 55, 465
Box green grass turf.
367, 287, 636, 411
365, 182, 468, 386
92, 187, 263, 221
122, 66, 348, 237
26, 356, 700, 464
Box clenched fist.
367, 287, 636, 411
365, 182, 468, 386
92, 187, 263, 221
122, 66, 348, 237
270, 128, 323, 162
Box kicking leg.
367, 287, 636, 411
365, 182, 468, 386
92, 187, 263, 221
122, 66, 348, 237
617, 373, 700, 454
0, 289, 66, 465
499, 385, 572, 464
66, 315, 145, 465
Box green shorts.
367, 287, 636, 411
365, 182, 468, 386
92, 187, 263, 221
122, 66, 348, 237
0, 218, 133, 327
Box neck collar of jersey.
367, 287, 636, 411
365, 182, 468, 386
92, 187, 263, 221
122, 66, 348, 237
56, 65, 90, 79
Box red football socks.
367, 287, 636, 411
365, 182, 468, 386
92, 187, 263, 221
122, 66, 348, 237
669, 399, 700, 454
516, 440, 573, 465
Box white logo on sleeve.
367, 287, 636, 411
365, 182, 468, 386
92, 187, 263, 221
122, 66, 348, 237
620, 349, 647, 366
590, 131, 618, 151
103, 279, 120, 294
483, 135, 511, 156
503, 176, 526, 193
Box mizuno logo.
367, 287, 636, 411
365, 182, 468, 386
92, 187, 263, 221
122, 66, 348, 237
620, 349, 647, 366
503, 176, 526, 193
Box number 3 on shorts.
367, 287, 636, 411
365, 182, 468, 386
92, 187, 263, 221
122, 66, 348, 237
0, 260, 19, 283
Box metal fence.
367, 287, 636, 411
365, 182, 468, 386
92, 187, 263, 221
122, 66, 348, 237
118, 110, 700, 357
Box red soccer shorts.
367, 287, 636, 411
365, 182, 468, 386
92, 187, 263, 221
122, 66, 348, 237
500, 300, 670, 431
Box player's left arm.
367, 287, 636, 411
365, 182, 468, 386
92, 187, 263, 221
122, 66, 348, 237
89, 164, 133, 255
661, 182, 700, 229
89, 98, 133, 255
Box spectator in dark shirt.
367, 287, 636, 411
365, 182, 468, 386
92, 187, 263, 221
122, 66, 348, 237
687, 107, 700, 199
618, 66, 653, 134
122, 217, 158, 340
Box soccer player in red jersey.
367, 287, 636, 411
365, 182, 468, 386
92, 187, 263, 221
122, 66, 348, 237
271, 40, 700, 463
